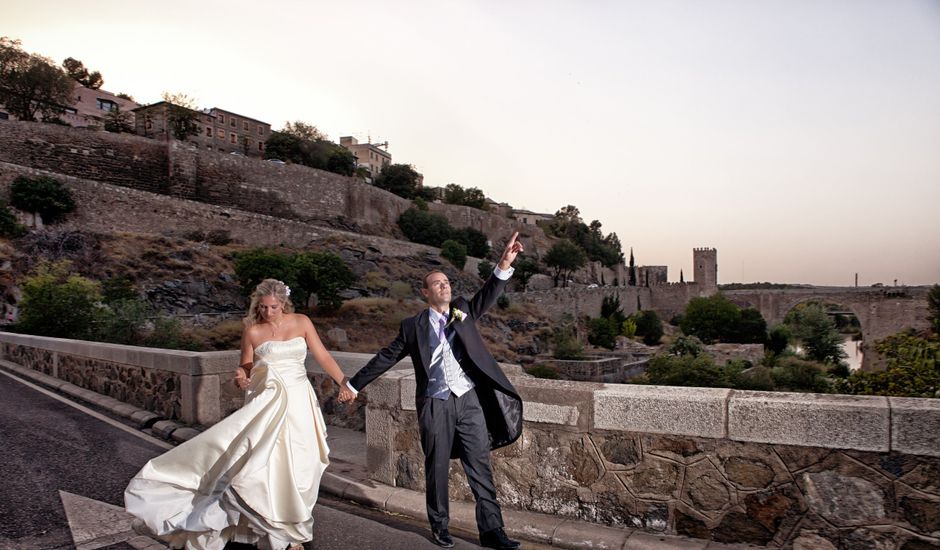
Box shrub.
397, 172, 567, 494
771, 356, 831, 393
588, 317, 618, 349
17, 261, 104, 339
552, 325, 584, 360
440, 239, 467, 269
0, 200, 27, 237
767, 325, 790, 356
497, 294, 510, 309
526, 364, 560, 379
10, 175, 76, 224
621, 318, 637, 338
667, 334, 704, 357
634, 310, 663, 345
835, 330, 940, 397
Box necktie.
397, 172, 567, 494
438, 315, 447, 340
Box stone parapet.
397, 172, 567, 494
2, 334, 939, 547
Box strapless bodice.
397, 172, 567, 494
251, 336, 308, 388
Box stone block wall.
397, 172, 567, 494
368, 374, 940, 548
0, 120, 169, 193
2, 333, 939, 547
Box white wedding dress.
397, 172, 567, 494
125, 337, 330, 550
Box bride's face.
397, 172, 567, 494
257, 295, 284, 322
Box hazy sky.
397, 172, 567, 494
5, 0, 940, 286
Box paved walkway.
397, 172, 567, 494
0, 361, 759, 550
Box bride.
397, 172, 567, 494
125, 278, 354, 550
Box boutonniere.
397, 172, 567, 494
448, 307, 467, 326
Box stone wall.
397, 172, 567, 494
506, 283, 706, 322
0, 119, 552, 254
2, 333, 939, 547
0, 162, 450, 262
0, 120, 169, 193
368, 373, 940, 549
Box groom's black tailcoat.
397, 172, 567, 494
349, 273, 523, 456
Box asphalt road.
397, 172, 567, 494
0, 371, 538, 550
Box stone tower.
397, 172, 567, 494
693, 248, 718, 295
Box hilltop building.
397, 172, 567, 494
133, 103, 271, 157
340, 136, 391, 182
0, 81, 138, 127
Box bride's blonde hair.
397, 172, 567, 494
244, 279, 294, 327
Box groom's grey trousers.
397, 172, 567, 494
419, 388, 503, 533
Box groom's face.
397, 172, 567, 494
422, 271, 451, 307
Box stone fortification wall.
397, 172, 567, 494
507, 282, 706, 321
0, 120, 169, 193
0, 162, 446, 261
3, 333, 939, 548
0, 120, 552, 254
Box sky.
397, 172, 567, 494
4, 0, 940, 286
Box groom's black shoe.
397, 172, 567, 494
431, 527, 455, 548
480, 528, 521, 549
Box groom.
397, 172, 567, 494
341, 232, 525, 549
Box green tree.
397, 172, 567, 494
544, 239, 586, 288
634, 310, 663, 345
642, 353, 734, 388
680, 294, 742, 344
733, 308, 768, 344
62, 57, 103, 89
443, 183, 487, 209
0, 200, 27, 237
161, 91, 200, 140
374, 164, 421, 199
512, 256, 540, 292
785, 304, 847, 365
668, 334, 704, 357
451, 226, 489, 257
588, 317, 618, 349
628, 248, 637, 286
398, 208, 452, 247
601, 294, 627, 327
767, 325, 790, 356
0, 37, 74, 121
326, 148, 356, 176
232, 249, 295, 296
102, 104, 133, 133
836, 330, 939, 398
440, 239, 467, 269
292, 251, 357, 312
928, 284, 940, 334
10, 175, 76, 225
17, 261, 104, 339
283, 120, 328, 141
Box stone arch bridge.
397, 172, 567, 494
724, 286, 932, 368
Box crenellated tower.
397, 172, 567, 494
693, 247, 718, 295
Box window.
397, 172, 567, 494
230, 133, 236, 144
244, 121, 250, 130
258, 142, 263, 151
216, 128, 224, 139
218, 114, 224, 124
230, 118, 236, 127
257, 126, 264, 136
96, 99, 117, 112
205, 126, 212, 136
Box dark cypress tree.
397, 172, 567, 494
680, 269, 685, 283
628, 248, 637, 286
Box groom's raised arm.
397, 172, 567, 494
467, 232, 524, 320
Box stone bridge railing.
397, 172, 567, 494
2, 332, 938, 548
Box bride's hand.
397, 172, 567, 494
234, 369, 250, 390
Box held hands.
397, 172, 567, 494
498, 231, 525, 270
337, 385, 355, 403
